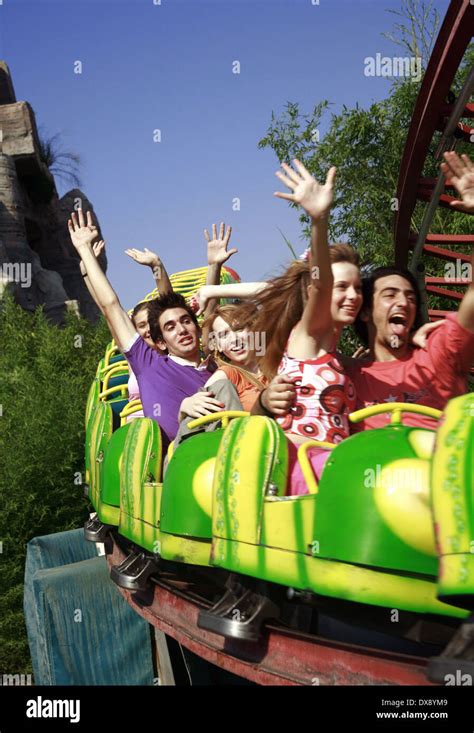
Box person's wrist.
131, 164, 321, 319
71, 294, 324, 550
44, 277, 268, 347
258, 388, 273, 416
311, 211, 330, 224
76, 241, 93, 256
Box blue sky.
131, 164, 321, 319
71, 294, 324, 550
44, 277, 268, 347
0, 0, 450, 309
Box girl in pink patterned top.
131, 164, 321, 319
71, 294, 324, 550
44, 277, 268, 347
235, 159, 363, 495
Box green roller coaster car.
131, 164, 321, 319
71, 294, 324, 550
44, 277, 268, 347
106, 392, 474, 638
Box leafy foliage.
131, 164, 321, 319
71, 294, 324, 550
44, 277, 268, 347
37, 130, 82, 188
258, 11, 474, 346
0, 296, 109, 672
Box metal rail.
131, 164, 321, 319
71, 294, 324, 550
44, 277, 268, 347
107, 536, 436, 686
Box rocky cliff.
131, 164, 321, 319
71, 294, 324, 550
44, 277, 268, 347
0, 61, 106, 323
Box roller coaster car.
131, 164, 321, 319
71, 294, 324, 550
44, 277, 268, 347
107, 394, 474, 647
110, 412, 248, 591
84, 345, 131, 542
198, 395, 474, 642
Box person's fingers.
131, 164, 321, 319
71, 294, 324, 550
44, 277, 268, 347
274, 191, 295, 202
275, 170, 296, 190
212, 223, 217, 240
450, 199, 468, 211
224, 225, 232, 246
281, 161, 301, 185
267, 397, 293, 408
440, 162, 456, 186
292, 158, 311, 180
325, 166, 337, 188
268, 405, 290, 415
71, 212, 79, 230
204, 229, 211, 242
78, 209, 85, 228
443, 151, 464, 178
219, 222, 225, 240
440, 159, 455, 182
67, 220, 74, 235
272, 374, 293, 385
208, 403, 225, 412
225, 247, 238, 258
86, 210, 94, 229
461, 154, 474, 172
271, 381, 296, 393
197, 401, 224, 414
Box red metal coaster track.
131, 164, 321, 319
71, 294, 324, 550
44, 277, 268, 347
108, 538, 435, 686
107, 1, 473, 685
394, 0, 474, 322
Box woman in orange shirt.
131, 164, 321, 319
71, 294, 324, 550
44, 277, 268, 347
203, 304, 267, 410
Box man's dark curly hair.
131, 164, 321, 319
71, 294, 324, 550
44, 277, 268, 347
147, 292, 199, 344
354, 266, 424, 346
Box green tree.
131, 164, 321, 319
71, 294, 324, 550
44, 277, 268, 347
0, 295, 109, 672
258, 2, 473, 347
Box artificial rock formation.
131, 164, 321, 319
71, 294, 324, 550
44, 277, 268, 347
0, 61, 106, 323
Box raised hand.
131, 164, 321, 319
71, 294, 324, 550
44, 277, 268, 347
411, 319, 444, 349
204, 222, 237, 266
274, 159, 336, 220
352, 345, 370, 359
80, 239, 105, 276
189, 286, 211, 316
93, 240, 105, 258
68, 210, 98, 251
441, 152, 474, 213
125, 247, 160, 268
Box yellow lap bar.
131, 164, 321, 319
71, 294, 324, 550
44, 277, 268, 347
297, 440, 335, 495
187, 411, 249, 430
349, 402, 442, 425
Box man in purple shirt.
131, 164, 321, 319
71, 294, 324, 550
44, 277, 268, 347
122, 291, 217, 442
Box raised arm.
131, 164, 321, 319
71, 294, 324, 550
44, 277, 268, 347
124, 247, 173, 295
191, 282, 268, 316
80, 239, 106, 316
441, 151, 474, 333
203, 222, 237, 313
68, 210, 136, 350
275, 159, 336, 336
200, 222, 238, 346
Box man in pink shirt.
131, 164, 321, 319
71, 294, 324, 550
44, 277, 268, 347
347, 151, 474, 430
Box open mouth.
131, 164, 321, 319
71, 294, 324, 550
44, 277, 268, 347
389, 313, 408, 336
179, 336, 193, 345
